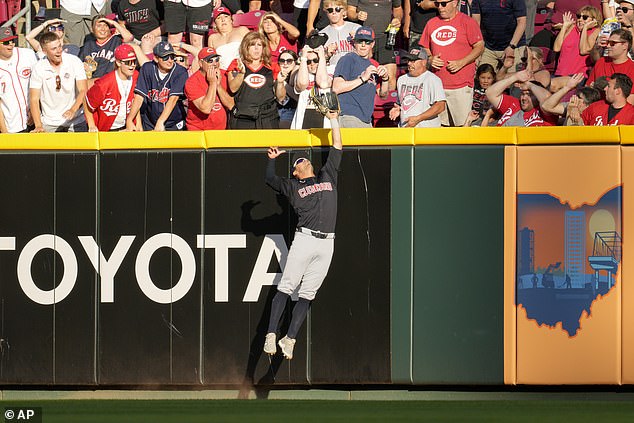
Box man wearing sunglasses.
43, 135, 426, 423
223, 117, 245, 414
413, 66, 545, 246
332, 26, 390, 127
587, 28, 634, 102
263, 108, 343, 360
30, 32, 88, 133
184, 47, 233, 130
472, 0, 527, 72
616, 0, 634, 36
126, 41, 188, 131
0, 27, 37, 133
84, 44, 140, 132
420, 0, 483, 127
320, 0, 361, 71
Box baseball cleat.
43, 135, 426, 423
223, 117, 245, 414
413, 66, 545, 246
264, 333, 277, 355
278, 336, 296, 360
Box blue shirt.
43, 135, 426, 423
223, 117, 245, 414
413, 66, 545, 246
472, 0, 526, 51
334, 53, 377, 124
135, 61, 187, 130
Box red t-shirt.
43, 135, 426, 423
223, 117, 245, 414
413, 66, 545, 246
268, 33, 297, 63
496, 94, 555, 127
581, 101, 634, 125
184, 71, 227, 130
419, 12, 483, 89
587, 57, 634, 85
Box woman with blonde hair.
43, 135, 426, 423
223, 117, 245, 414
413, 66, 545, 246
554, 6, 602, 77
227, 32, 287, 129
259, 12, 300, 63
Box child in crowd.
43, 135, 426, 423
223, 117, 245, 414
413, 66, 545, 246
464, 63, 496, 126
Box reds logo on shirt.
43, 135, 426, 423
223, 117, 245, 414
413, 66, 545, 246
245, 74, 266, 88
431, 25, 458, 46
212, 101, 223, 112
19, 67, 31, 78
401, 94, 421, 112
100, 98, 122, 117
148, 87, 171, 103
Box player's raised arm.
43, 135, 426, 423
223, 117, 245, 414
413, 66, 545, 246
326, 110, 342, 150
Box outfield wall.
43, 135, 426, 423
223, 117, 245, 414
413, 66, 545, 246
0, 128, 632, 386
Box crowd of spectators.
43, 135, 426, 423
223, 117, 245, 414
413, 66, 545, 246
2, 0, 634, 133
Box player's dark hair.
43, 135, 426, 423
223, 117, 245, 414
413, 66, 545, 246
611, 73, 633, 97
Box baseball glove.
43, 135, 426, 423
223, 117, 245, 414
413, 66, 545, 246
310, 87, 340, 116
84, 56, 98, 79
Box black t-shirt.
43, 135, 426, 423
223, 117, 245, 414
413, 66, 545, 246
80, 35, 123, 78
117, 0, 163, 40
408, 0, 437, 34
265, 147, 342, 233
349, 0, 402, 33
608, 105, 622, 123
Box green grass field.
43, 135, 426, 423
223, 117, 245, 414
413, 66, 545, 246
3, 399, 634, 423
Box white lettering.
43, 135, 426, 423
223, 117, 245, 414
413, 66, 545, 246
78, 235, 136, 302
135, 233, 195, 304
17, 234, 77, 305
197, 234, 247, 302
243, 234, 288, 302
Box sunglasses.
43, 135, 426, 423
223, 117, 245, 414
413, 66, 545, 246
293, 158, 307, 168
576, 13, 591, 20
325, 6, 344, 13
434, 0, 453, 7
306, 58, 319, 64
619, 6, 633, 13
607, 40, 627, 46
175, 56, 187, 63
55, 75, 61, 91
202, 56, 219, 63
48, 24, 64, 32
121, 59, 137, 67
159, 54, 175, 61
1, 39, 15, 45
279, 58, 295, 64
355, 39, 373, 45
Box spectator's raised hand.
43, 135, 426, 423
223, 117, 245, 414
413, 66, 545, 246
357, 10, 368, 21
326, 42, 338, 57
565, 73, 585, 90
584, 17, 598, 30
515, 69, 534, 83
562, 11, 575, 29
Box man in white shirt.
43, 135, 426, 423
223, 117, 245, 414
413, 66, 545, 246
389, 47, 446, 127
61, 0, 111, 47
0, 27, 38, 133
30, 32, 88, 132
320, 0, 360, 73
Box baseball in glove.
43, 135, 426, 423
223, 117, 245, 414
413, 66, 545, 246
310, 87, 340, 116
84, 56, 98, 79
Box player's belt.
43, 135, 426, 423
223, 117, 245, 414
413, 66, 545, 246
297, 227, 335, 239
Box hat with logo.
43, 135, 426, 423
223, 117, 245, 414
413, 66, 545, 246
153, 41, 175, 58
0, 27, 17, 42
115, 44, 136, 61
198, 47, 220, 60
402, 47, 428, 61
354, 26, 375, 41
213, 6, 232, 20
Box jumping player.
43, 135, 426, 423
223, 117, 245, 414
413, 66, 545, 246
263, 108, 342, 360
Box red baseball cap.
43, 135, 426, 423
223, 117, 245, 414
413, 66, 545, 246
114, 44, 136, 61
0, 27, 18, 43
213, 6, 232, 20
198, 47, 220, 60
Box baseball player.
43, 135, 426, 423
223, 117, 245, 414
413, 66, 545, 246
263, 108, 343, 360
126, 41, 188, 131
0, 27, 37, 133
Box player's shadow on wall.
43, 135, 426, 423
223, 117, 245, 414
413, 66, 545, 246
238, 196, 296, 399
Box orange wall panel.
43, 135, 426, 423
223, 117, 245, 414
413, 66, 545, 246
515, 146, 621, 384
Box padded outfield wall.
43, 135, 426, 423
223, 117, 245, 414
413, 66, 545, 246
0, 127, 632, 386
